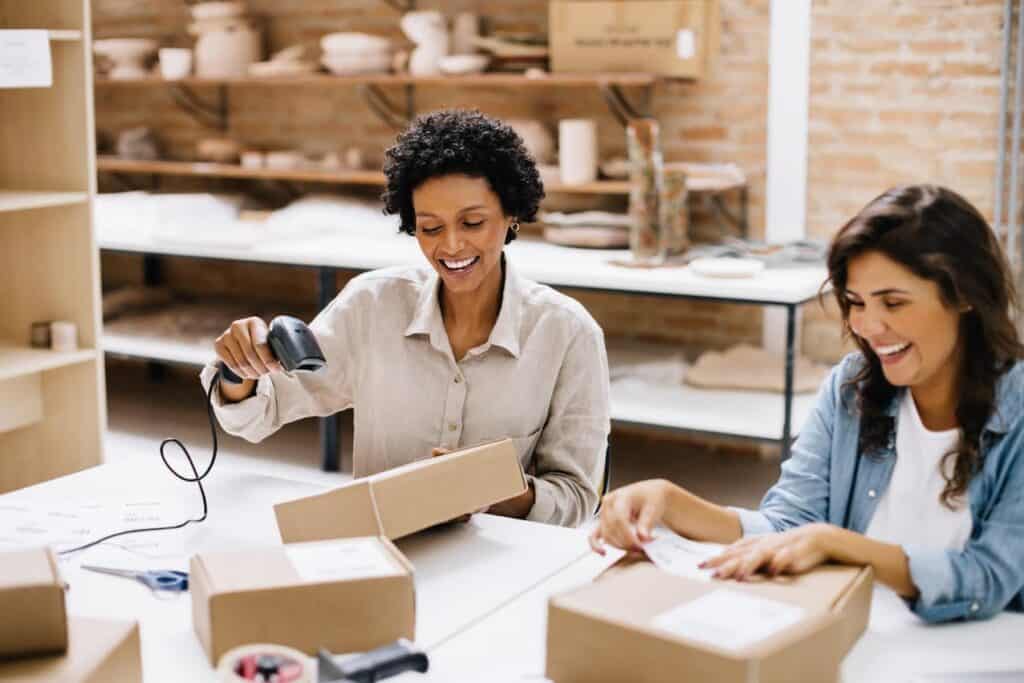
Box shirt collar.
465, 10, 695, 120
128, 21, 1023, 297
403, 254, 523, 359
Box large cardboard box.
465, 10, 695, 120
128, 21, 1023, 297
0, 547, 67, 658
549, 0, 720, 79
0, 617, 141, 682
191, 537, 415, 664
274, 439, 528, 544
546, 562, 873, 683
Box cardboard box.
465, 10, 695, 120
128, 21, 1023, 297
0, 547, 67, 658
546, 562, 873, 683
274, 439, 528, 544
549, 0, 721, 79
0, 617, 141, 682
191, 537, 415, 664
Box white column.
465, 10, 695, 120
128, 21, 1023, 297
763, 0, 812, 352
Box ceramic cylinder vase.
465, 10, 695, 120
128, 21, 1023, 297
626, 118, 666, 265
660, 164, 690, 256
558, 119, 598, 185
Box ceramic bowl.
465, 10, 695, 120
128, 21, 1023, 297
321, 53, 391, 75
190, 2, 245, 22
438, 54, 490, 75
320, 32, 391, 53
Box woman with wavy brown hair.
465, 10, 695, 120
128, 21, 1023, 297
590, 184, 1024, 623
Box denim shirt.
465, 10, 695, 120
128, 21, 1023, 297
734, 353, 1024, 623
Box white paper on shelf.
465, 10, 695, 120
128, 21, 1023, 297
286, 538, 402, 583
652, 588, 805, 652
0, 30, 52, 88
641, 526, 722, 581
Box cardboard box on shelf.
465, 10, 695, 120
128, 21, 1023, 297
274, 439, 527, 544
0, 617, 141, 682
546, 562, 873, 683
549, 0, 721, 79
191, 536, 415, 664
0, 547, 68, 659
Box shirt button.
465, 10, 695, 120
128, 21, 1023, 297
970, 602, 980, 613
448, 423, 458, 432
868, 489, 877, 498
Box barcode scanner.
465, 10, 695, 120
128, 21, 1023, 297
58, 315, 327, 557
219, 315, 327, 383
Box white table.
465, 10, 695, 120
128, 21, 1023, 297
0, 462, 592, 681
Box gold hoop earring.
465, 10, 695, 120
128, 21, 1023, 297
510, 221, 520, 234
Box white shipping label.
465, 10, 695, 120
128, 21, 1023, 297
676, 29, 696, 60
0, 30, 52, 88
652, 589, 806, 652
286, 538, 402, 583
642, 527, 723, 581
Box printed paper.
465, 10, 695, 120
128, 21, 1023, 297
642, 527, 723, 581
0, 30, 53, 88
286, 538, 402, 583
652, 588, 806, 652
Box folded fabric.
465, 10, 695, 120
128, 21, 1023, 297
607, 339, 689, 386
686, 344, 828, 393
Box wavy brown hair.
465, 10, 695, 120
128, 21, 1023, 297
827, 185, 1024, 508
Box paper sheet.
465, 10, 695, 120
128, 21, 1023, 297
652, 588, 806, 652
286, 538, 403, 583
0, 30, 52, 88
641, 526, 723, 581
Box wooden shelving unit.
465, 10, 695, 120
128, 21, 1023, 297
93, 72, 660, 89
0, 0, 105, 492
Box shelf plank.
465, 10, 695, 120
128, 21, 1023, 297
48, 30, 82, 41
94, 72, 660, 88
103, 332, 212, 367
610, 377, 816, 441
0, 345, 97, 382
96, 157, 745, 195
0, 190, 88, 212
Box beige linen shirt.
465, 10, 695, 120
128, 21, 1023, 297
200, 258, 610, 526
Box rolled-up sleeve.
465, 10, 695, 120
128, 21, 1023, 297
904, 425, 1024, 623
199, 287, 363, 443
526, 318, 610, 527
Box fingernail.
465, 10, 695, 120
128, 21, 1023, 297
698, 561, 707, 569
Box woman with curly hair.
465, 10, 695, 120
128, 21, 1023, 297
591, 185, 1024, 622
204, 110, 610, 527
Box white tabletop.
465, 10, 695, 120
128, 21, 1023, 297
98, 230, 827, 306
0, 462, 591, 682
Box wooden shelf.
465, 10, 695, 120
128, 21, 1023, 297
0, 345, 97, 382
96, 157, 744, 195
48, 30, 82, 42
0, 190, 88, 213
94, 72, 660, 89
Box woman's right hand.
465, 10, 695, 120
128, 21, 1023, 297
589, 479, 676, 555
214, 316, 283, 380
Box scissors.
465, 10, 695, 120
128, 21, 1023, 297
81, 565, 189, 593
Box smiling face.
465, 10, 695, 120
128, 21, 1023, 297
845, 250, 965, 392
412, 174, 511, 297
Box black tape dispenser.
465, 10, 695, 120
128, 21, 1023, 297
219, 315, 327, 384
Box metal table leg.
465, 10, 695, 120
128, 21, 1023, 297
318, 266, 340, 472
142, 254, 166, 382
780, 304, 797, 460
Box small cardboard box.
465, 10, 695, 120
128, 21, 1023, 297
0, 617, 141, 682
191, 537, 415, 664
274, 439, 528, 544
549, 0, 720, 79
546, 562, 873, 683
0, 547, 67, 658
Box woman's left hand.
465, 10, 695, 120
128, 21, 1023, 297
701, 523, 836, 580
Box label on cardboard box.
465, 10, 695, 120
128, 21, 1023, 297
641, 527, 720, 581
676, 29, 696, 58
285, 538, 403, 583
652, 588, 806, 652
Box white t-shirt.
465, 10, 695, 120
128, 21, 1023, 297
864, 393, 973, 551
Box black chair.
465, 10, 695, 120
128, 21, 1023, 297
594, 443, 612, 515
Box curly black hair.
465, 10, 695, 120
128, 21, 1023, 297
382, 109, 545, 244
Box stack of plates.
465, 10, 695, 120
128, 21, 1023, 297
320, 33, 392, 75
541, 211, 630, 249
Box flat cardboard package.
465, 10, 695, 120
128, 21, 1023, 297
0, 617, 141, 682
274, 439, 528, 543
0, 547, 67, 658
191, 536, 415, 664
549, 0, 720, 79
546, 562, 873, 683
